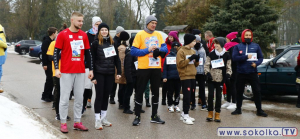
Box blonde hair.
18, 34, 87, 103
98, 34, 114, 46
71, 11, 84, 18
205, 31, 214, 37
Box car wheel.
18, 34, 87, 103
19, 49, 26, 55
38, 53, 42, 60
243, 84, 254, 100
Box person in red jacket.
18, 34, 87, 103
205, 31, 215, 53
160, 31, 181, 105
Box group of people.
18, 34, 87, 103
40, 11, 268, 133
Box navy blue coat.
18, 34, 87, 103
162, 51, 180, 79
232, 42, 263, 74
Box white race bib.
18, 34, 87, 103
211, 58, 224, 68
149, 58, 160, 67
186, 55, 194, 64
199, 58, 203, 65
103, 46, 116, 58
134, 61, 138, 70
246, 53, 258, 61
70, 40, 84, 58
167, 57, 176, 65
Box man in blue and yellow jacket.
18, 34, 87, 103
0, 24, 8, 93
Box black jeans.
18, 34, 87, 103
167, 79, 181, 106
42, 64, 54, 99
162, 82, 168, 101
236, 73, 262, 111
123, 77, 136, 110
226, 72, 237, 103
207, 81, 222, 113
134, 69, 161, 117
181, 79, 196, 114
53, 77, 60, 114
118, 84, 126, 105
110, 83, 117, 100
94, 73, 114, 113
196, 74, 206, 106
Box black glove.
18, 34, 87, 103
153, 48, 160, 59
226, 74, 231, 81
195, 54, 200, 62
159, 51, 166, 58
295, 65, 299, 72
206, 72, 212, 81
188, 54, 198, 61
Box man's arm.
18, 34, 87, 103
130, 46, 150, 56
232, 44, 248, 62
41, 40, 51, 66
255, 45, 264, 66
84, 49, 93, 71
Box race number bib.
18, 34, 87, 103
186, 55, 194, 64
103, 46, 116, 58
199, 58, 203, 65
134, 61, 138, 70
246, 53, 258, 61
70, 40, 84, 58
211, 58, 224, 68
167, 57, 176, 65
149, 58, 160, 67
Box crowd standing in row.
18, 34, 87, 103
40, 12, 268, 133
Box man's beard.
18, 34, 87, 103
74, 25, 81, 29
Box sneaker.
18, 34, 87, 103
180, 115, 195, 122
201, 105, 207, 111
227, 103, 236, 110
168, 106, 174, 113
132, 116, 141, 126
190, 105, 196, 110
150, 115, 165, 124
55, 114, 60, 120
73, 122, 88, 131
119, 105, 124, 109
256, 110, 268, 117
123, 109, 134, 114
109, 99, 116, 104
0, 88, 4, 93
60, 123, 68, 133
182, 116, 194, 125
141, 109, 145, 113
102, 118, 112, 127
221, 102, 230, 108
95, 119, 103, 130
87, 101, 92, 108
174, 106, 181, 112
41, 98, 52, 102
231, 109, 242, 115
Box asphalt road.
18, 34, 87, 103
2, 52, 300, 139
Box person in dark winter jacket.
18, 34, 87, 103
192, 29, 209, 56
41, 27, 57, 102
163, 41, 181, 113
221, 32, 240, 110
231, 29, 267, 117
110, 26, 125, 104
85, 16, 102, 109
91, 23, 121, 130
204, 37, 232, 123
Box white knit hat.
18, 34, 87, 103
92, 16, 102, 27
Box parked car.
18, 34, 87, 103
14, 40, 42, 55
244, 45, 300, 99
29, 44, 42, 60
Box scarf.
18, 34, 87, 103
144, 26, 154, 34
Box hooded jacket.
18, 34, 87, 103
193, 46, 206, 75
41, 36, 54, 66
232, 29, 263, 74
163, 51, 180, 79
176, 46, 199, 80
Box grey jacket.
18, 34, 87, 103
193, 47, 206, 75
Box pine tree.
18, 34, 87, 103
153, 0, 172, 30
203, 0, 279, 54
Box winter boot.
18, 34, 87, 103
214, 112, 221, 122
206, 111, 213, 122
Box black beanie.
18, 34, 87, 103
184, 34, 196, 45
98, 23, 109, 32
120, 31, 130, 41
216, 37, 226, 48
171, 41, 180, 48
129, 37, 135, 46
192, 29, 201, 35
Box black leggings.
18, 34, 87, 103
94, 73, 114, 113
162, 82, 168, 101
196, 74, 206, 106
118, 84, 126, 105
53, 77, 60, 115
226, 72, 237, 103
123, 77, 136, 110
167, 79, 181, 106
207, 81, 222, 113
134, 69, 161, 117
181, 79, 196, 114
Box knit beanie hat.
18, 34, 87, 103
98, 23, 109, 32
171, 41, 181, 48
226, 32, 238, 41
116, 26, 125, 34
92, 16, 102, 27
216, 37, 226, 48
168, 31, 179, 42
184, 34, 196, 45
192, 29, 201, 35
195, 35, 201, 42
119, 31, 130, 41
145, 15, 157, 26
